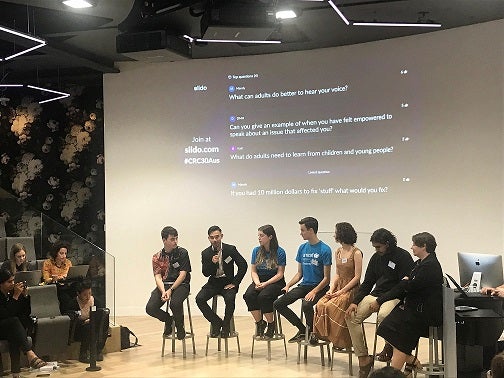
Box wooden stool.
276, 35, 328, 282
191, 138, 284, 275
205, 295, 240, 357
251, 309, 287, 361
161, 296, 195, 358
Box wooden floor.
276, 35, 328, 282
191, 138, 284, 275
15, 316, 430, 378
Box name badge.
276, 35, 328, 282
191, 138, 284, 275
341, 258, 348, 264
224, 256, 232, 264
388, 261, 396, 269
172, 262, 180, 268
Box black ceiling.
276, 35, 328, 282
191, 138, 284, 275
0, 0, 503, 84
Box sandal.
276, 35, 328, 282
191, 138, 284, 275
404, 356, 422, 377
358, 357, 373, 378
375, 342, 393, 362
29, 356, 47, 369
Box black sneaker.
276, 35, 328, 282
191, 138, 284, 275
163, 321, 173, 336
288, 330, 305, 343
255, 320, 267, 337
309, 333, 319, 346
220, 325, 230, 338
79, 354, 89, 364
264, 322, 275, 339
210, 322, 222, 337
176, 326, 186, 340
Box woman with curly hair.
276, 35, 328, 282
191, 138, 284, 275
313, 222, 363, 347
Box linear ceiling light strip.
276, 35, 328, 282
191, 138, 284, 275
0, 25, 47, 61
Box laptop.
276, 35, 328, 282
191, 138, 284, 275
66, 265, 89, 280
445, 273, 486, 298
14, 270, 42, 287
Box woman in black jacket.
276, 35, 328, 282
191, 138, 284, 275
0, 268, 46, 377
377, 232, 443, 377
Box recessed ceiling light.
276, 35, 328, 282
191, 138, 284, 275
62, 0, 95, 9
276, 10, 297, 20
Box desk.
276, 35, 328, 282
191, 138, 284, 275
455, 295, 504, 377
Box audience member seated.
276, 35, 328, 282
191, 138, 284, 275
313, 222, 362, 348
42, 242, 72, 284
481, 284, 504, 298
490, 351, 504, 378
0, 268, 46, 377
243, 224, 286, 338
63, 279, 109, 363
1, 243, 32, 273
376, 232, 443, 378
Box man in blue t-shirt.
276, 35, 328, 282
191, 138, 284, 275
273, 216, 332, 344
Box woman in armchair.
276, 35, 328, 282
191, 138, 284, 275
0, 268, 46, 377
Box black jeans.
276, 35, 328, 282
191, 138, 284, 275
73, 308, 110, 356
0, 317, 31, 373
273, 285, 328, 331
196, 282, 237, 327
145, 283, 190, 327
243, 279, 285, 313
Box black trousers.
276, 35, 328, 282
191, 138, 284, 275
145, 283, 189, 327
273, 285, 328, 331
243, 279, 285, 314
196, 282, 237, 327
0, 317, 31, 373
73, 308, 110, 356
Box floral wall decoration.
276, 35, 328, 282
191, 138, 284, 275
0, 83, 105, 252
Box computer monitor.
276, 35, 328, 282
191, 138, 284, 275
458, 252, 503, 290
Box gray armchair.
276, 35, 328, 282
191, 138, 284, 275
29, 285, 71, 359
0, 238, 6, 262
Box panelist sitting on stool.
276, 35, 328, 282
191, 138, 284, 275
146, 226, 191, 340
377, 232, 443, 377
273, 216, 332, 344
345, 228, 414, 378
196, 225, 247, 337
243, 224, 286, 338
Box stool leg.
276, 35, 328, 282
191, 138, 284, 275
236, 329, 241, 354
331, 347, 335, 371
171, 320, 176, 353
161, 336, 166, 357
279, 315, 287, 358
372, 321, 379, 371
186, 298, 196, 355
349, 348, 353, 376
267, 339, 271, 361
